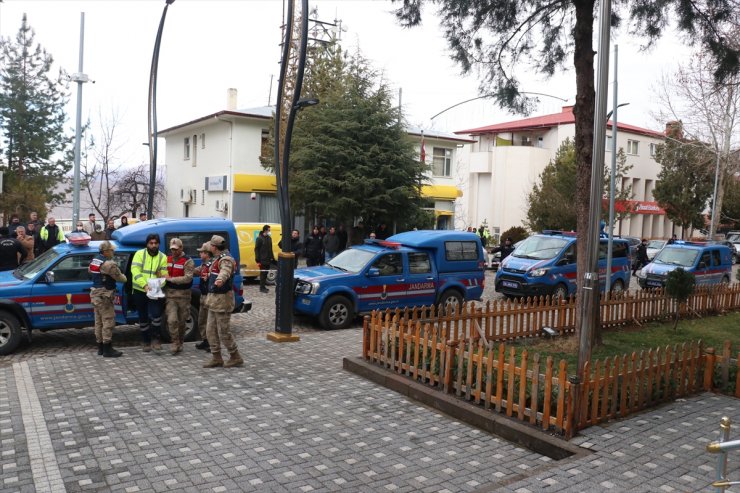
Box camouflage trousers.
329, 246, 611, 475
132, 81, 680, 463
165, 295, 190, 346
197, 295, 209, 340
207, 310, 237, 354
91, 289, 116, 344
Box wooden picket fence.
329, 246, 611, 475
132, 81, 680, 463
369, 284, 740, 344
361, 290, 740, 438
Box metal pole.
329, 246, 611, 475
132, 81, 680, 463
576, 0, 611, 387
147, 0, 175, 221
605, 45, 618, 294
71, 12, 87, 227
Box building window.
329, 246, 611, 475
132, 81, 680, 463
433, 147, 452, 177
192, 134, 198, 166
649, 143, 657, 157
201, 189, 205, 205
606, 135, 612, 151
192, 189, 197, 204
627, 139, 639, 155
200, 133, 206, 149
184, 137, 190, 160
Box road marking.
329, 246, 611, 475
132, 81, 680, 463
13, 361, 66, 493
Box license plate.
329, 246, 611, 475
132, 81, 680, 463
502, 281, 519, 289
647, 280, 662, 287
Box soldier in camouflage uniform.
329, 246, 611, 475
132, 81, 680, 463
194, 242, 213, 352
164, 238, 195, 355
203, 235, 243, 368
89, 241, 127, 357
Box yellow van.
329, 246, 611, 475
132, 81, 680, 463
235, 223, 282, 282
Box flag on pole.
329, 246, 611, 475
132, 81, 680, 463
420, 131, 426, 163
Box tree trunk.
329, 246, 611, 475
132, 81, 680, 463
572, 0, 597, 344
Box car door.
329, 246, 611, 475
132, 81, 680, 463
29, 252, 96, 329
357, 252, 404, 312
111, 252, 131, 324
694, 251, 712, 285
405, 251, 437, 306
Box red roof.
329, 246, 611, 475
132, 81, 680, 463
455, 106, 664, 139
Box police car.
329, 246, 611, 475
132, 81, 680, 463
0, 218, 250, 355
293, 230, 486, 330
636, 241, 732, 289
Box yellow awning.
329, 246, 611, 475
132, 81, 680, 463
434, 210, 453, 217
421, 185, 463, 200
233, 174, 277, 193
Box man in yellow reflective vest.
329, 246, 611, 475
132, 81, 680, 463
131, 233, 168, 352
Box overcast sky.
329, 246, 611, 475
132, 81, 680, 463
2, 0, 693, 166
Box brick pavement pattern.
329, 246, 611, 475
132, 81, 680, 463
1, 277, 738, 492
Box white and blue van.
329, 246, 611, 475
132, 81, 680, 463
636, 241, 732, 289
494, 231, 631, 299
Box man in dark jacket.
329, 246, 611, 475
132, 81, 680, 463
336, 224, 348, 253
254, 224, 275, 293
304, 226, 323, 267
491, 237, 515, 262
278, 229, 302, 268
104, 219, 117, 239
0, 227, 26, 271
633, 238, 650, 276
322, 226, 341, 263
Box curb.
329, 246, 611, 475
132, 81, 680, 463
343, 356, 590, 461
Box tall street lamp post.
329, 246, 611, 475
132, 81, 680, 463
147, 0, 176, 220
71, 12, 90, 227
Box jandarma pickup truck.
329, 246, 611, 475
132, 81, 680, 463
0, 217, 251, 355
293, 230, 486, 330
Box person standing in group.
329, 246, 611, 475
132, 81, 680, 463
28, 211, 41, 227
74, 221, 86, 233
89, 241, 127, 357
336, 224, 348, 253
254, 225, 275, 294
375, 223, 390, 240
119, 215, 129, 228
139, 212, 147, 222
131, 233, 168, 353
633, 238, 650, 276
303, 226, 323, 267
0, 227, 26, 271
38, 217, 65, 253
14, 226, 34, 264
104, 219, 116, 239
491, 237, 515, 262
163, 238, 194, 354
26, 222, 41, 258
8, 214, 24, 237
194, 242, 213, 352
278, 229, 302, 268
322, 226, 341, 263
203, 235, 243, 368
667, 234, 678, 245
83, 213, 97, 236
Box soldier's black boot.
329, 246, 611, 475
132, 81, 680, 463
102, 343, 123, 358
195, 339, 210, 351
97, 342, 104, 356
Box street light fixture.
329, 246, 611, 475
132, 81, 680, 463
429, 91, 569, 122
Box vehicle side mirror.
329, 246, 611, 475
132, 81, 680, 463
45, 271, 55, 283
367, 267, 380, 277
698, 261, 707, 269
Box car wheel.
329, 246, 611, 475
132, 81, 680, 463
184, 305, 200, 342
319, 295, 353, 330
610, 279, 625, 295
0, 312, 23, 356
733, 253, 737, 265
721, 275, 730, 285
552, 284, 569, 301
267, 268, 277, 284
438, 289, 463, 314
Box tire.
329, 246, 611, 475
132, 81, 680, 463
267, 269, 277, 284
552, 284, 569, 301
0, 312, 23, 356
721, 276, 730, 285
319, 295, 353, 330
184, 305, 199, 342
438, 289, 463, 314
733, 253, 737, 265
610, 279, 625, 294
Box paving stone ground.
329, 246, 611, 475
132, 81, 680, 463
1, 276, 738, 492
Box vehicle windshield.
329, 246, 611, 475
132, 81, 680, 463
653, 247, 699, 267
327, 248, 377, 273
16, 249, 61, 280
727, 234, 740, 242
647, 240, 666, 249
512, 236, 569, 260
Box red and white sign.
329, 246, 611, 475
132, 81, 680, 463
602, 199, 666, 215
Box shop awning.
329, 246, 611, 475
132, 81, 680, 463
233, 174, 277, 193
421, 185, 463, 201
434, 210, 453, 217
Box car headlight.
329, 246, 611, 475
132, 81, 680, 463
636, 269, 646, 279
529, 267, 549, 277
295, 281, 319, 295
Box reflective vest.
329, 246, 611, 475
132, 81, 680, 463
131, 248, 168, 292
199, 259, 212, 295
208, 253, 233, 294
89, 254, 116, 290
167, 255, 192, 290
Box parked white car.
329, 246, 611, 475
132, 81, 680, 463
646, 239, 667, 260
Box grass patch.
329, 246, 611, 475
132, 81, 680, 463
514, 311, 740, 371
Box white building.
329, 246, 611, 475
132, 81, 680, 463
457, 105, 676, 239
159, 90, 471, 229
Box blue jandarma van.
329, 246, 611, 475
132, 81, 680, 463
293, 230, 486, 330
494, 231, 631, 299
636, 241, 732, 288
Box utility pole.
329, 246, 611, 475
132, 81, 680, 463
71, 13, 90, 227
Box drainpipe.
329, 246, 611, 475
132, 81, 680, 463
215, 115, 233, 218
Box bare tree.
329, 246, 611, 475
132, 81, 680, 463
111, 163, 165, 219
654, 31, 740, 238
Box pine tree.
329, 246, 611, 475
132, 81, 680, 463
0, 14, 71, 220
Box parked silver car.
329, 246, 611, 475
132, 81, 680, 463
646, 239, 667, 260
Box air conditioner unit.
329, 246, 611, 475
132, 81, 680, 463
215, 200, 227, 212
180, 187, 194, 203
